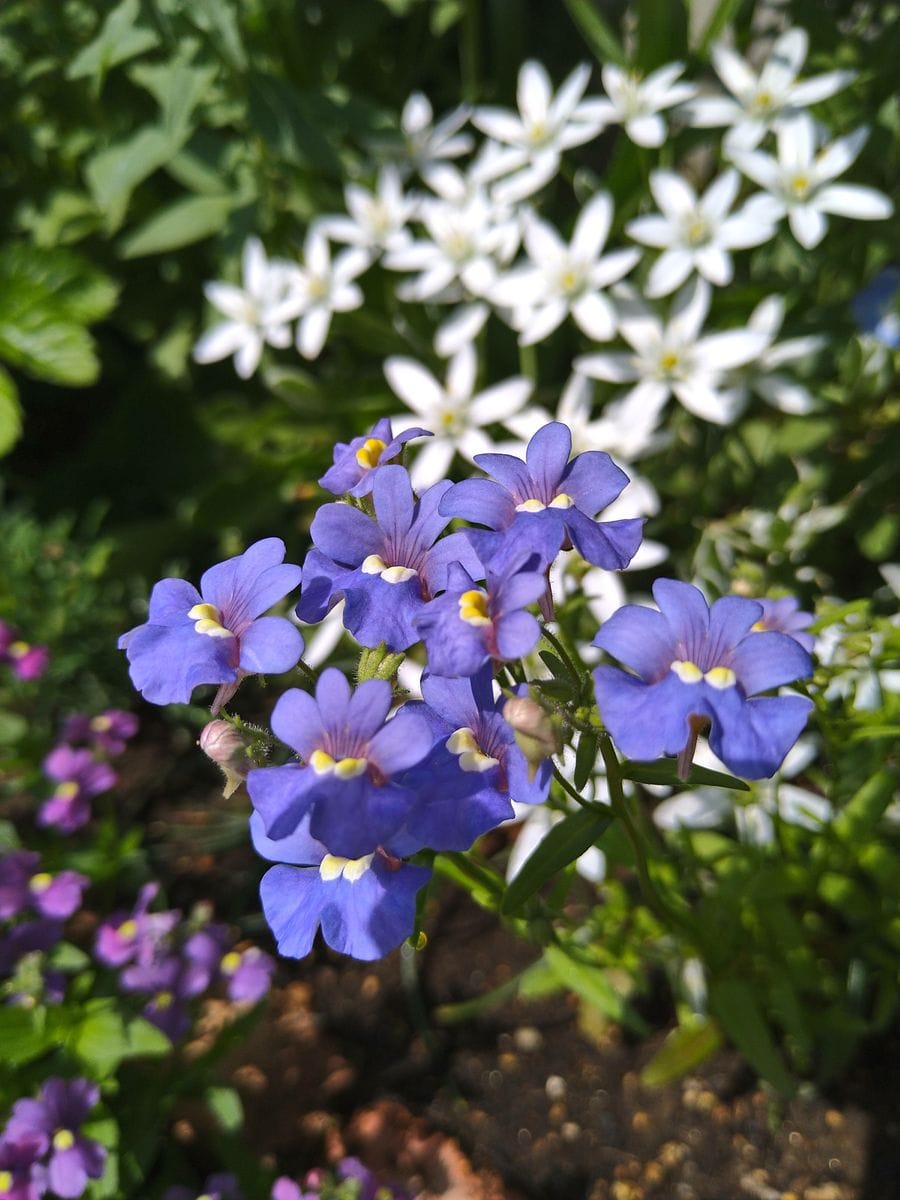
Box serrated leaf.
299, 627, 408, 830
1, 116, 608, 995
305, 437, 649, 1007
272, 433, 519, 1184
0, 364, 22, 457
709, 977, 794, 1094
119, 194, 233, 258
641, 1017, 723, 1086
545, 945, 648, 1034
620, 759, 750, 791
66, 0, 160, 89
502, 807, 612, 915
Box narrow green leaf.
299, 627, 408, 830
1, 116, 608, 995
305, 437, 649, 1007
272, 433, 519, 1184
620, 759, 750, 791
709, 978, 795, 1094
66, 0, 160, 88
562, 0, 627, 66
833, 769, 897, 841
119, 195, 233, 258
694, 0, 745, 55
435, 958, 559, 1023
641, 1017, 723, 1086
636, 0, 688, 70
502, 807, 612, 915
0, 364, 22, 457
574, 732, 599, 791
545, 945, 649, 1034
85, 127, 179, 230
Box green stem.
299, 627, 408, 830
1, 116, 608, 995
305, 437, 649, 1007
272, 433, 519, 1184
540, 625, 582, 689
461, 0, 480, 103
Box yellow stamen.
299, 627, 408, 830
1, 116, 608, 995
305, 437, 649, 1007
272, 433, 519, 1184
704, 666, 737, 689
118, 919, 138, 940
361, 554, 417, 584
187, 602, 234, 639
548, 493, 574, 509
0, 1171, 13, 1192
447, 727, 499, 773
319, 853, 374, 883
220, 951, 242, 975
789, 174, 810, 198
52, 1129, 75, 1151
310, 749, 336, 774
309, 749, 367, 778
751, 619, 767, 632
380, 565, 417, 584
560, 268, 579, 292
361, 554, 387, 575
54, 781, 80, 801
8, 640, 30, 658
355, 437, 387, 469
458, 589, 491, 627
516, 498, 546, 513
671, 659, 703, 684
660, 351, 680, 372
90, 714, 113, 732
154, 990, 173, 1009
685, 217, 708, 245
29, 872, 53, 893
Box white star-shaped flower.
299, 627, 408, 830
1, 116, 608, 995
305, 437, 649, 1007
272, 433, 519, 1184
490, 193, 640, 345
575, 278, 769, 425
384, 342, 532, 488
682, 27, 855, 153
193, 237, 302, 379
316, 167, 416, 256
626, 168, 779, 296
585, 62, 696, 148
401, 92, 473, 179
730, 114, 893, 249
290, 230, 369, 360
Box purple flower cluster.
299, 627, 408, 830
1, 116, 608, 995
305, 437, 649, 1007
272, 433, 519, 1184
272, 1159, 411, 1200
37, 707, 137, 834
0, 621, 49, 682
94, 885, 274, 1040
0, 1077, 105, 1199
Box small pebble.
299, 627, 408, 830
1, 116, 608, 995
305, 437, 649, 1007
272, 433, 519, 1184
545, 1073, 567, 1101
514, 1025, 543, 1052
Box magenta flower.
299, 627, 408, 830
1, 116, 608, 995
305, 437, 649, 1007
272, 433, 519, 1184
0, 851, 88, 920
6, 1078, 106, 1200
119, 538, 303, 712
94, 883, 177, 969
39, 747, 117, 833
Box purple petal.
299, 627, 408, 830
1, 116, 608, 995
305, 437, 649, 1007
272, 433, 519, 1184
316, 668, 352, 727
248, 764, 320, 840
368, 709, 435, 774
652, 579, 711, 661
146, 578, 203, 625
422, 530, 484, 595
438, 479, 517, 529
525, 422, 572, 497
420, 673, 480, 729
505, 740, 553, 806
495, 610, 541, 660
271, 687, 323, 758
594, 668, 698, 760
728, 631, 813, 696
708, 692, 813, 779
407, 479, 455, 551
307, 778, 416, 858
565, 510, 644, 570
471, 451, 534, 500
48, 1146, 89, 1200
397, 751, 514, 852
707, 595, 762, 659
321, 858, 430, 960
295, 548, 349, 623
346, 678, 394, 742
200, 538, 301, 626
560, 450, 630, 515
239, 616, 303, 676
310, 504, 382, 567
122, 623, 237, 706
372, 465, 416, 547
341, 572, 423, 650
593, 604, 674, 681
250, 810, 327, 865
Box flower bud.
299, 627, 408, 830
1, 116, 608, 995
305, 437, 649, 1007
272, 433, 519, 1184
199, 720, 251, 798
503, 694, 562, 780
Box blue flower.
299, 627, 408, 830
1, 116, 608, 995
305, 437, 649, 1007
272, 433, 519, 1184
248, 669, 435, 858
852, 266, 900, 349
319, 417, 432, 497
119, 538, 303, 711
593, 579, 813, 779
299, 466, 481, 650
438, 421, 644, 571
752, 595, 815, 652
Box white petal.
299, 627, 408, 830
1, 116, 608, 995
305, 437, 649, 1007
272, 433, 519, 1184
409, 437, 455, 490
384, 357, 445, 414
572, 291, 617, 341
193, 321, 248, 365
789, 70, 855, 107
672, 378, 742, 424
718, 199, 781, 248
777, 784, 832, 831
641, 61, 690, 103
654, 789, 729, 831
788, 203, 827, 248
730, 149, 781, 191
402, 92, 432, 135
694, 244, 733, 287
589, 247, 641, 289
204, 282, 251, 322
626, 113, 666, 147
304, 228, 331, 276
777, 114, 815, 169
711, 42, 757, 99
816, 183, 893, 221
242, 236, 268, 296
696, 328, 769, 370
763, 334, 826, 367
572, 192, 612, 261
701, 169, 739, 219
574, 351, 639, 383
469, 377, 533, 425
815, 127, 868, 182
575, 845, 607, 884
722, 118, 768, 155
760, 27, 808, 92
472, 107, 526, 146
736, 805, 775, 846
524, 215, 566, 264
491, 153, 560, 204
518, 60, 552, 123
650, 170, 697, 217
668, 276, 711, 342
330, 282, 363, 313
333, 247, 371, 285
680, 94, 743, 128
434, 303, 489, 357
755, 373, 817, 415
518, 299, 568, 345
748, 294, 785, 337
446, 342, 477, 402
626, 214, 674, 248
550, 62, 592, 122
234, 334, 264, 379
297, 307, 331, 360
506, 809, 555, 881
647, 248, 695, 297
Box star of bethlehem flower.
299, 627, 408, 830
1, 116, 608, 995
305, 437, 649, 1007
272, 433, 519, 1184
682, 27, 855, 153
472, 61, 605, 203
490, 192, 641, 344
575, 277, 770, 425
384, 342, 533, 488
315, 166, 417, 256
400, 91, 473, 180
730, 113, 894, 249
290, 228, 370, 359
584, 62, 696, 148
626, 168, 778, 296
193, 237, 302, 379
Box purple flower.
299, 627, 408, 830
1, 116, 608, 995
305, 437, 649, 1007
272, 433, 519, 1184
593, 579, 814, 779
121, 954, 210, 1040
337, 1158, 412, 1200
299, 466, 481, 651
6, 1078, 105, 1200
438, 422, 644, 572
218, 945, 275, 1002
0, 853, 89, 921
752, 596, 815, 653
319, 418, 432, 498
5, 642, 50, 682
39, 747, 117, 833
94, 883, 178, 969
0, 1132, 46, 1200
270, 1179, 304, 1200
60, 710, 138, 757
248, 669, 435, 858
163, 1173, 242, 1200
0, 919, 64, 981
118, 538, 303, 712
253, 813, 430, 962
413, 550, 544, 677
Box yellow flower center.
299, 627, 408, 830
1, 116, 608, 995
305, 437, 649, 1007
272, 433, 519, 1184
319, 853, 374, 883
789, 174, 810, 198
29, 871, 53, 893
750, 619, 767, 632
360, 554, 417, 584
753, 89, 774, 113
307, 275, 330, 302
220, 950, 242, 975
8, 640, 30, 658
118, 919, 138, 940
52, 1129, 75, 1151
685, 216, 709, 246
515, 493, 573, 514
309, 749, 368, 779
187, 602, 234, 639
0, 1170, 13, 1192
458, 589, 491, 627
705, 666, 737, 690
447, 727, 499, 773
528, 119, 548, 145
355, 437, 387, 469
559, 267, 581, 293
54, 781, 80, 801
90, 714, 113, 732
155, 990, 174, 1009
660, 350, 680, 373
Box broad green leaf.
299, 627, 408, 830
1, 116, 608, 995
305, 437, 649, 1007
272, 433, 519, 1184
186, 0, 247, 69
119, 194, 234, 258
247, 75, 342, 175
0, 364, 22, 457
129, 55, 219, 144
73, 1005, 129, 1076
0, 1006, 50, 1067
206, 1085, 244, 1132
66, 0, 160, 89
125, 1016, 171, 1059
502, 807, 613, 915
641, 1017, 723, 1086
85, 127, 180, 230
620, 759, 750, 791
545, 945, 649, 1034
709, 977, 795, 1094
562, 0, 627, 66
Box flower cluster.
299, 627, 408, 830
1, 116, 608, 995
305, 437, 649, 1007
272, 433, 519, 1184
0, 1077, 106, 1200
0, 620, 49, 682
94, 884, 274, 1040
163, 1158, 410, 1200
38, 709, 137, 834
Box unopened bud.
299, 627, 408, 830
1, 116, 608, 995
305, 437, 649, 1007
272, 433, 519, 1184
199, 720, 251, 798
503, 694, 562, 779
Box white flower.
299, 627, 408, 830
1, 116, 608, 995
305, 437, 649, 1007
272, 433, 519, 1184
718, 294, 826, 417
384, 342, 533, 488
193, 237, 301, 379
401, 92, 473, 178
626, 168, 778, 296
730, 114, 894, 249
490, 193, 640, 345
575, 278, 769, 425
315, 167, 416, 255
290, 229, 369, 360
585, 62, 696, 148
682, 27, 855, 153
472, 61, 604, 203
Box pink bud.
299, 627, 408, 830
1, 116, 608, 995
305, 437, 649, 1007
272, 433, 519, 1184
199, 720, 251, 798
503, 694, 562, 779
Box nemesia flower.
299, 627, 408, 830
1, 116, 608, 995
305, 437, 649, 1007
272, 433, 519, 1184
0, 853, 88, 921
0, 918, 64, 989
119, 538, 303, 712
385, 344, 532, 488
217, 945, 275, 1002
853, 266, 900, 349
585, 62, 696, 147
337, 1158, 412, 1200
438, 421, 643, 573
94, 883, 178, 969
319, 417, 432, 498
299, 467, 481, 651
164, 1174, 242, 1200
248, 669, 434, 858
6, 1078, 106, 1200
193, 237, 302, 379
270, 1179, 302, 1200
730, 114, 893, 249
4, 641, 50, 682
121, 954, 210, 1040
490, 193, 640, 344
316, 167, 416, 255
39, 747, 117, 833
400, 92, 473, 179
626, 168, 778, 296
0, 1132, 46, 1200
576, 278, 769, 425
593, 579, 814, 779
199, 719, 252, 798
682, 28, 855, 153
60, 709, 138, 756
290, 228, 369, 360
472, 61, 604, 203
752, 595, 815, 652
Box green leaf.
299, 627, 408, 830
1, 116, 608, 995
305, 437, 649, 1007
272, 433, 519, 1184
636, 0, 688, 70
574, 733, 599, 792
125, 1016, 171, 1059
129, 55, 220, 144
502, 807, 613, 915
709, 978, 795, 1094
186, 0, 247, 70
73, 1005, 129, 1076
693, 0, 745, 55
119, 194, 234, 258
545, 945, 649, 1034
620, 759, 750, 791
833, 769, 897, 842
66, 0, 160, 90
0, 364, 22, 457
85, 127, 179, 231
641, 1017, 723, 1086
562, 0, 627, 66
248, 75, 342, 175
206, 1085, 244, 1132
0, 1006, 51, 1067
